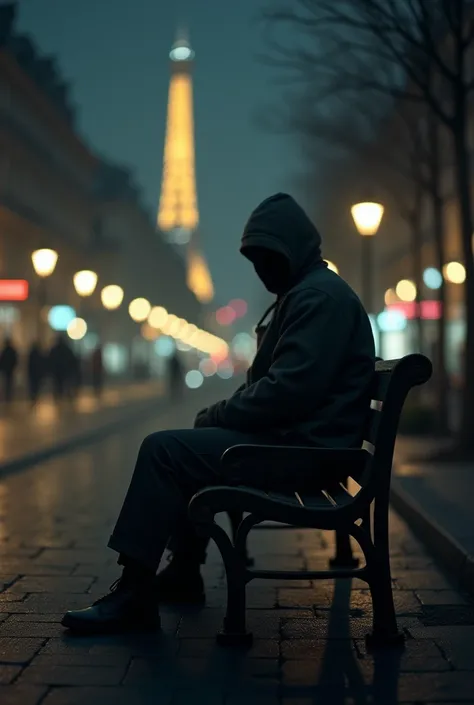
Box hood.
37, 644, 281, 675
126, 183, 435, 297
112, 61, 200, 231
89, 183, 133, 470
240, 193, 324, 293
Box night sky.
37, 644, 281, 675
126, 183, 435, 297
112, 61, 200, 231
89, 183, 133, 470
16, 0, 300, 317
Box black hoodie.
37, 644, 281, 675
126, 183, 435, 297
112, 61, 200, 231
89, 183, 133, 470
208, 193, 375, 448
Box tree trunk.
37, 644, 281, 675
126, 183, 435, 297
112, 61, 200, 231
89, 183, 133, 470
453, 120, 474, 451
428, 116, 450, 436
431, 191, 450, 434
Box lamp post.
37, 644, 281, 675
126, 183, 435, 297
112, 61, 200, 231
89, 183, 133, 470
73, 270, 98, 342
31, 248, 58, 341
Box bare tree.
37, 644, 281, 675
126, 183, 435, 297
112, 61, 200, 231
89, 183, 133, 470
262, 0, 472, 448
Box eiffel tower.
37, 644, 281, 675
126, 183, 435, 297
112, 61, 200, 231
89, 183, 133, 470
157, 31, 214, 304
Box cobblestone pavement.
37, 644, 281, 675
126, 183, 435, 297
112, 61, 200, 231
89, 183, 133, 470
0, 401, 473, 704
0, 382, 164, 468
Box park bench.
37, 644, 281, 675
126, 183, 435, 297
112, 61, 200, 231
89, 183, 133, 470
188, 353, 432, 648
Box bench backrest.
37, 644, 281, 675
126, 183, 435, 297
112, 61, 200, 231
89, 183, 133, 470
355, 353, 432, 501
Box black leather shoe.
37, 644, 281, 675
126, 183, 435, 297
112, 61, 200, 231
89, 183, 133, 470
155, 557, 205, 605
61, 578, 161, 634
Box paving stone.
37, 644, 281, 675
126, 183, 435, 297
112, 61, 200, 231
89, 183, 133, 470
408, 625, 474, 640
277, 587, 332, 609
42, 686, 173, 705
0, 637, 45, 664
0, 665, 22, 684
356, 638, 451, 672
0, 593, 28, 603
394, 571, 454, 590
32, 550, 112, 566
5, 614, 64, 623
8, 577, 94, 593
0, 685, 48, 705
416, 590, 469, 606
435, 634, 474, 670
397, 672, 474, 701
349, 589, 422, 615
0, 562, 74, 576
0, 621, 65, 637
18, 664, 127, 686
178, 638, 279, 659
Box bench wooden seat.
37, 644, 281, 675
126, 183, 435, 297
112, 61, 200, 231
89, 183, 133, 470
188, 353, 432, 649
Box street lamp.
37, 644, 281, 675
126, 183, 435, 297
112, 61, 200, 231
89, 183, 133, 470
101, 284, 124, 310
73, 270, 98, 298
31, 249, 58, 340
351, 202, 384, 317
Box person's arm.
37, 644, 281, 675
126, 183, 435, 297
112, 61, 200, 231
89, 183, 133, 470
194, 382, 248, 428
207, 289, 358, 432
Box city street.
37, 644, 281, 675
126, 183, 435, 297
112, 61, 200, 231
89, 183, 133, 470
0, 391, 473, 705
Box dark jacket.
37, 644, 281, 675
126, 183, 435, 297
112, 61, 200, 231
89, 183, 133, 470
199, 193, 375, 448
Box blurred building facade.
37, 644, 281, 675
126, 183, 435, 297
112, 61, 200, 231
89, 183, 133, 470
0, 4, 202, 380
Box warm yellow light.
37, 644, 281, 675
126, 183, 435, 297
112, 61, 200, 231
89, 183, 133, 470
32, 249, 58, 278
141, 323, 159, 341
187, 251, 214, 303
101, 285, 124, 310
129, 298, 151, 323
384, 288, 399, 306
148, 306, 169, 329
396, 279, 417, 302
74, 270, 98, 297
67, 317, 87, 341
325, 260, 339, 274
158, 72, 199, 231
443, 261, 466, 284
351, 202, 384, 236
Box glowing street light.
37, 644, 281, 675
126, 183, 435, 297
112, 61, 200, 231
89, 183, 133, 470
67, 317, 87, 341
101, 285, 124, 310
31, 249, 58, 278
396, 279, 417, 302
73, 270, 98, 297
148, 306, 168, 329
129, 298, 151, 322
443, 261, 466, 284
351, 202, 384, 237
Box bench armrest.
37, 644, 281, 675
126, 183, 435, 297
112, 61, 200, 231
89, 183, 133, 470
221, 444, 369, 493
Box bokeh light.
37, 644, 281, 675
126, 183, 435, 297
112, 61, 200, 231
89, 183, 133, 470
129, 298, 151, 322
395, 279, 417, 302
423, 267, 443, 290
148, 306, 168, 329
443, 261, 466, 284
67, 317, 87, 341
185, 370, 204, 389
384, 288, 398, 306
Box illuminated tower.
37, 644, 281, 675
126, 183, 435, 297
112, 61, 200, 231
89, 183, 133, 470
157, 32, 214, 304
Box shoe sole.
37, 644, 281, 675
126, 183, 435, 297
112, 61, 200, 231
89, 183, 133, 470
61, 615, 161, 635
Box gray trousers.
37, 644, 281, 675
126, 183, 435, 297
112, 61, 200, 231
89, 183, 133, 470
108, 428, 275, 572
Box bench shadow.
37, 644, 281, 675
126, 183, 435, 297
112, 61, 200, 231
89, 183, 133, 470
304, 577, 403, 704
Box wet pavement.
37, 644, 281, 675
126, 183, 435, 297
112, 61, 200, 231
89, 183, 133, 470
0, 382, 164, 470
0, 396, 473, 704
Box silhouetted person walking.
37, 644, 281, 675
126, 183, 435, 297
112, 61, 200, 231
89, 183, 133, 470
91, 345, 104, 398
48, 335, 77, 402
168, 350, 184, 400
0, 338, 18, 404
27, 342, 45, 405
62, 193, 375, 634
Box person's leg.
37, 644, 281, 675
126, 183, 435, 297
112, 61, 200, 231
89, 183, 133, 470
62, 427, 270, 633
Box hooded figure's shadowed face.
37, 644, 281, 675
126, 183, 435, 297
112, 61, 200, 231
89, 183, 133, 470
240, 193, 324, 295
249, 247, 291, 295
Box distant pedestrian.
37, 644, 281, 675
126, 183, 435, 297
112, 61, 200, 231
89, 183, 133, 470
48, 335, 77, 402
168, 350, 184, 399
27, 342, 45, 405
91, 345, 104, 398
0, 337, 18, 404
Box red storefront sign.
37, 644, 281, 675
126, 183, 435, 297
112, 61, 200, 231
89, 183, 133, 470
0, 280, 29, 301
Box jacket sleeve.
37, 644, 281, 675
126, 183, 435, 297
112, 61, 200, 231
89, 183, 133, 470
214, 288, 357, 432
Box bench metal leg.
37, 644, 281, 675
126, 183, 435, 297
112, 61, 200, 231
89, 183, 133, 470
227, 511, 254, 567
366, 503, 404, 650
330, 530, 360, 568
205, 521, 253, 647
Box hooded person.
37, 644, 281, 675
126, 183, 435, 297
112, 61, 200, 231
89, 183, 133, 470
62, 194, 375, 635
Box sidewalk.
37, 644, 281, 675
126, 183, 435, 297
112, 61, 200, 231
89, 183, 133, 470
0, 382, 165, 476
0, 400, 473, 704
392, 435, 474, 596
